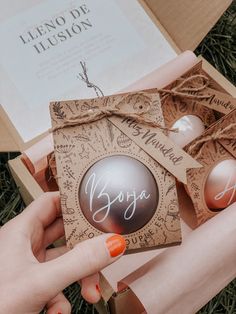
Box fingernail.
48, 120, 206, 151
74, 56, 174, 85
96, 284, 101, 293
106, 234, 126, 257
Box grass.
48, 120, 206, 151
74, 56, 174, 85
195, 0, 236, 85
0, 153, 24, 225
0, 1, 236, 313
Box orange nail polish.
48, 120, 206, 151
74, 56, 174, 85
96, 284, 100, 293
106, 234, 126, 257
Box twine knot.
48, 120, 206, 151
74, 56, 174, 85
51, 74, 211, 133
159, 74, 210, 100
187, 123, 236, 159
51, 99, 173, 133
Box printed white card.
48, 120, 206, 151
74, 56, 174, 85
0, 0, 176, 142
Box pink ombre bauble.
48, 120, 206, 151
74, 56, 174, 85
168, 115, 205, 148
79, 155, 159, 234
204, 159, 236, 210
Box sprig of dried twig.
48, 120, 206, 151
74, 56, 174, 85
78, 61, 104, 97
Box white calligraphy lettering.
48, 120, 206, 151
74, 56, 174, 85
214, 170, 236, 205
84, 172, 150, 223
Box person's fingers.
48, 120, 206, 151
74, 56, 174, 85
46, 292, 71, 314
45, 245, 69, 261
46, 246, 102, 304
39, 234, 126, 296
0, 193, 62, 253
43, 218, 65, 248
22, 192, 61, 231
81, 273, 101, 304
46, 244, 102, 305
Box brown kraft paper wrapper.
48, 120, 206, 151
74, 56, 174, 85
185, 108, 236, 225
161, 61, 236, 130
162, 62, 215, 129
49, 90, 200, 252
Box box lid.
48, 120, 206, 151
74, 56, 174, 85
144, 0, 232, 51
0, 105, 48, 152
0, 112, 19, 152
0, 0, 232, 152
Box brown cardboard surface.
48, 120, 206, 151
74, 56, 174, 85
0, 105, 28, 152
8, 157, 43, 204
8, 58, 236, 208
7, 58, 236, 314
0, 105, 50, 152
0, 0, 231, 152
145, 0, 232, 51
0, 112, 19, 152
161, 60, 236, 118
109, 289, 145, 314
200, 56, 236, 97
50, 91, 183, 252
161, 61, 217, 129
139, 0, 179, 54
185, 109, 236, 225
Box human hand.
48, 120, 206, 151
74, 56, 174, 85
0, 192, 126, 314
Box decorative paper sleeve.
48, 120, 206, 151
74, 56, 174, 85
124, 203, 236, 314
122, 50, 198, 92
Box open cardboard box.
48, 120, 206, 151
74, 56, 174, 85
1, 0, 236, 313
0, 0, 234, 153
7, 57, 236, 206
3, 0, 236, 204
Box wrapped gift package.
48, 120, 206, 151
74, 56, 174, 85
7, 57, 236, 205
7, 59, 236, 314
184, 109, 236, 225
0, 0, 235, 313
46, 61, 236, 314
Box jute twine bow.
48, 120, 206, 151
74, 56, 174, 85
51, 105, 172, 132
51, 74, 211, 133
159, 74, 211, 101
187, 123, 236, 159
